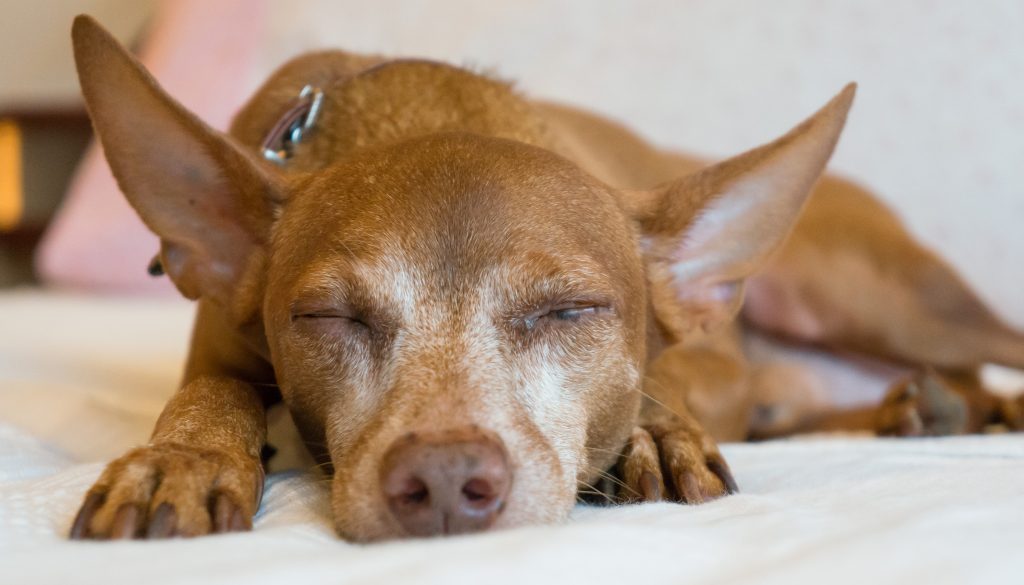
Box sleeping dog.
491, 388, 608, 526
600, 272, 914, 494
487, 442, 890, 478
68, 15, 1024, 541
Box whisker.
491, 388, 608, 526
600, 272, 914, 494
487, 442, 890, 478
577, 478, 614, 505
576, 489, 611, 503
637, 376, 686, 420
582, 463, 638, 499
594, 469, 635, 496
586, 446, 626, 457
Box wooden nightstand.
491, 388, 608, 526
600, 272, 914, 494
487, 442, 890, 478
0, 111, 92, 286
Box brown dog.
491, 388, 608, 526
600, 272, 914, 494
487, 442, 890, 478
67, 15, 1024, 542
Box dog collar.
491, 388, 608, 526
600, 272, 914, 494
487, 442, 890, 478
261, 85, 324, 165
148, 85, 325, 277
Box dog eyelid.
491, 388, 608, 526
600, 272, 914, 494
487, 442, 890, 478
289, 301, 361, 322
521, 302, 610, 330
291, 312, 373, 340
552, 305, 599, 320
292, 311, 353, 323
291, 306, 364, 321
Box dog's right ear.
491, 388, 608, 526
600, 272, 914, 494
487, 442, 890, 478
72, 15, 282, 303
629, 84, 855, 341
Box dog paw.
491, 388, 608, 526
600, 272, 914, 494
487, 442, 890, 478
874, 370, 969, 437
69, 443, 263, 540
617, 423, 737, 504
998, 394, 1024, 431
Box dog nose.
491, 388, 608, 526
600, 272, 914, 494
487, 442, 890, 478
380, 426, 511, 537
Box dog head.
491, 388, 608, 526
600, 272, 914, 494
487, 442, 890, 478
73, 16, 852, 541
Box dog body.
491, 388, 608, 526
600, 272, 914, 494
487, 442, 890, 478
68, 17, 1024, 542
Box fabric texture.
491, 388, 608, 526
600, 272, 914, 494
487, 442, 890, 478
1, 290, 1022, 584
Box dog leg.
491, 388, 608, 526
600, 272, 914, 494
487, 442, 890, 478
645, 333, 753, 443
69, 377, 266, 539
873, 369, 1009, 437
752, 368, 1018, 438
745, 177, 1024, 371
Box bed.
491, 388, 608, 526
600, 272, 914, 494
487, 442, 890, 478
1, 290, 1021, 584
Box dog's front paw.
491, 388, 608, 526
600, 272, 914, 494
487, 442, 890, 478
69, 443, 263, 540
875, 370, 969, 437
617, 422, 737, 504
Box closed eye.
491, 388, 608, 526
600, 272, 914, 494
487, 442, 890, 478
523, 303, 609, 330
550, 305, 599, 321
291, 311, 370, 333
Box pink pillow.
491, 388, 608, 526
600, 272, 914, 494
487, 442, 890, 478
36, 0, 267, 294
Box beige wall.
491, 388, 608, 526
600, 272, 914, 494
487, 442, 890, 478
258, 0, 1024, 328
7, 0, 1024, 329
0, 0, 156, 109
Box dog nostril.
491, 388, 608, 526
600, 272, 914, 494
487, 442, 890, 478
400, 478, 430, 506
461, 478, 494, 504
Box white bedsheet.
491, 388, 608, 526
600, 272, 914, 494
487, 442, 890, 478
1, 290, 1022, 585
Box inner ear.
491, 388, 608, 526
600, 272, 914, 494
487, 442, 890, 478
72, 15, 283, 304
637, 84, 856, 340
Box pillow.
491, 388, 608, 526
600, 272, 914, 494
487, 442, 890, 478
35, 0, 266, 294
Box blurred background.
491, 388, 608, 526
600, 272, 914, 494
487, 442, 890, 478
1, 0, 1022, 326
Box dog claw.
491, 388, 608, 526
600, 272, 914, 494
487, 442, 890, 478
146, 502, 177, 539
211, 493, 250, 534
211, 493, 235, 533
617, 427, 666, 502
707, 456, 739, 495
110, 503, 141, 539
676, 472, 705, 504
230, 507, 248, 532
639, 470, 661, 501
69, 491, 106, 539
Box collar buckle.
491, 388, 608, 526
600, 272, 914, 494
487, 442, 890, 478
261, 85, 324, 165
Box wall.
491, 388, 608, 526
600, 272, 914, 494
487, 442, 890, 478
259, 0, 1024, 327
9, 0, 1024, 329
0, 0, 156, 109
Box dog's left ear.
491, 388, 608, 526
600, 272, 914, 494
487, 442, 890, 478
631, 84, 855, 339
71, 15, 283, 305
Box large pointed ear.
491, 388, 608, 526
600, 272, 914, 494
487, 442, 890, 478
633, 84, 855, 339
71, 15, 283, 303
